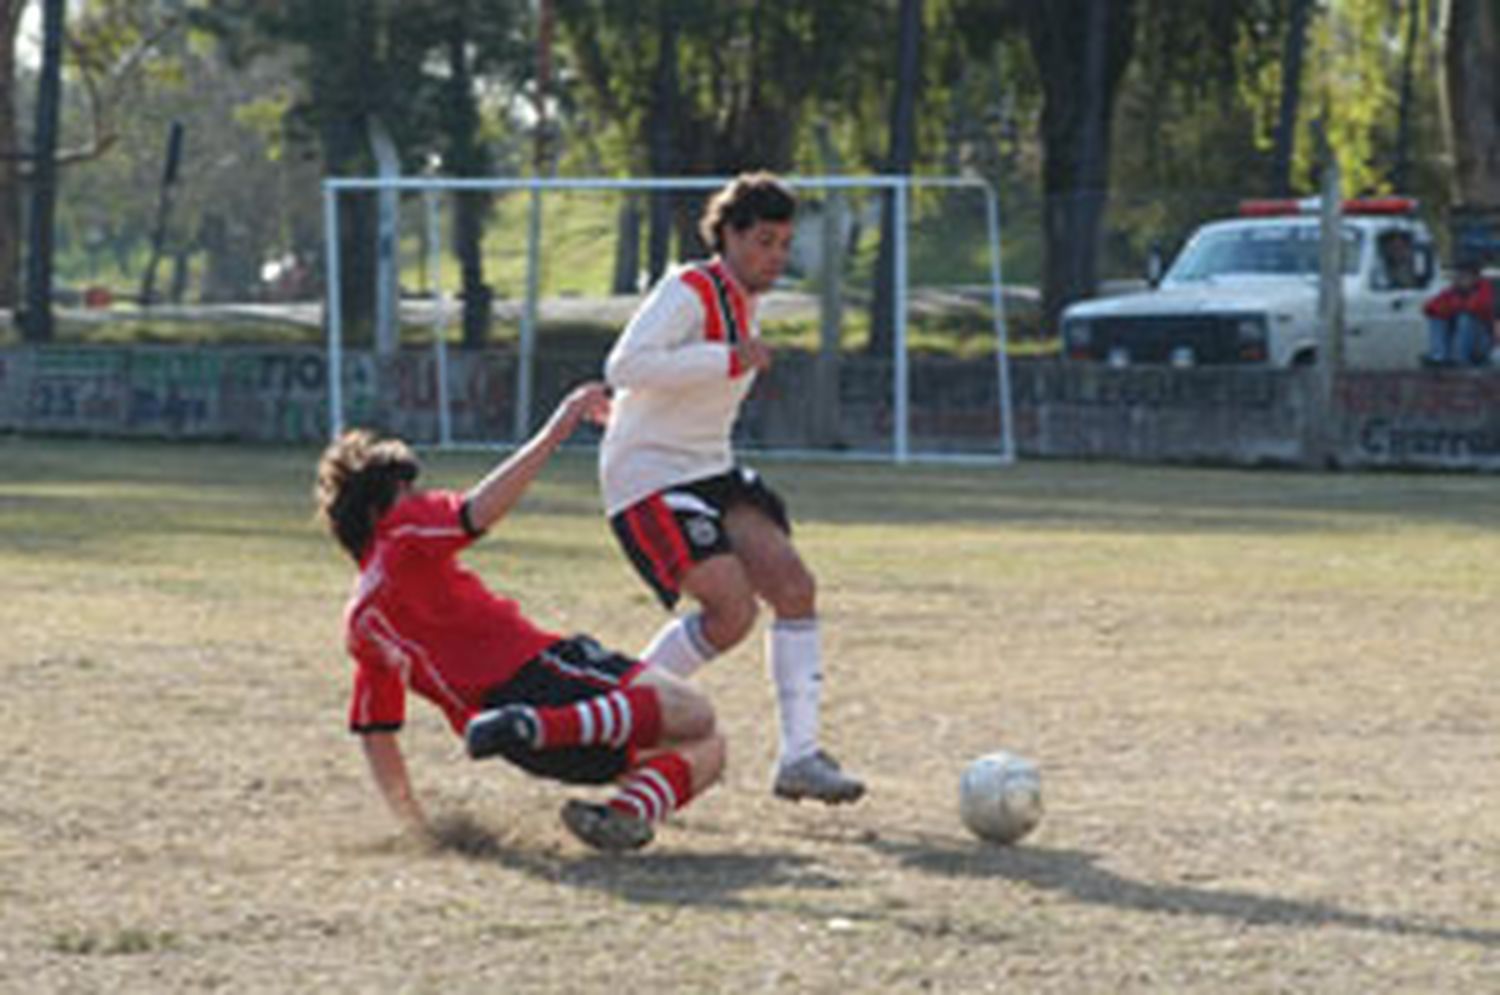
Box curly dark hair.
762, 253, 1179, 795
314, 429, 420, 562
698, 171, 797, 253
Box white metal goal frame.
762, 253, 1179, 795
321, 173, 1015, 465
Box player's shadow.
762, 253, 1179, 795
425, 811, 839, 909
856, 828, 1500, 949
425, 812, 1018, 943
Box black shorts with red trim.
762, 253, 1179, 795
610, 466, 791, 610
480, 635, 647, 785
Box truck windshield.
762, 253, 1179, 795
1167, 225, 1363, 282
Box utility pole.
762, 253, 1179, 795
1313, 157, 1345, 467
138, 121, 185, 307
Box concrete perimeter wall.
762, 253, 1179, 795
3, 345, 1499, 471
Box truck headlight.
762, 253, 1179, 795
1063, 318, 1091, 358
1236, 316, 1268, 361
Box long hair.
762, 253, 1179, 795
314, 429, 420, 562
698, 171, 797, 253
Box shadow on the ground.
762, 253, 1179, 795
425, 810, 838, 907
425, 812, 1500, 948
851, 826, 1500, 949
423, 810, 1022, 943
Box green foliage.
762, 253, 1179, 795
1303, 0, 1405, 196
1103, 3, 1291, 277
557, 0, 901, 178
13, 0, 1464, 330
231, 94, 294, 162
53, 39, 320, 302
191, 0, 533, 174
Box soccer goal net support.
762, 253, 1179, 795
321, 174, 1014, 464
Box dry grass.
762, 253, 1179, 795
1, 437, 1498, 993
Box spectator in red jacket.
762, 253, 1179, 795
1423, 258, 1494, 367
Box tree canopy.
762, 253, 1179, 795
0, 0, 1478, 338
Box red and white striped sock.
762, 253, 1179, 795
606, 751, 695, 824
532, 687, 663, 750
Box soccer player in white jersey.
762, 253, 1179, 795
599, 172, 864, 805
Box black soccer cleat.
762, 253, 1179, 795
560, 799, 654, 852
465, 705, 541, 758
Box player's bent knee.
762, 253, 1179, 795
700, 595, 758, 649
652, 678, 716, 739
683, 557, 759, 649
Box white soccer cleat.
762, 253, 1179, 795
772, 749, 866, 805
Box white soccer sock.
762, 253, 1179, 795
640, 613, 716, 678
769, 617, 822, 765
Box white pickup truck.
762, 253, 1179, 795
1060, 198, 1439, 368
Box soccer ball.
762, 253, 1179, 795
959, 751, 1042, 845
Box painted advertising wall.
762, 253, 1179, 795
3, 345, 1499, 471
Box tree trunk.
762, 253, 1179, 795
869, 0, 923, 358
0, 0, 22, 309
454, 195, 490, 348
198, 213, 259, 302
320, 2, 378, 344
1025, 0, 1136, 335
646, 5, 679, 280
1391, 0, 1422, 190
1270, 0, 1312, 195
22, 0, 65, 342
324, 114, 377, 343
168, 247, 190, 304
445, 9, 492, 349
1445, 0, 1500, 207
612, 195, 641, 294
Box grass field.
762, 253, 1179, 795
2, 437, 1498, 993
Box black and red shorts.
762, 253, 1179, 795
481, 635, 647, 784
609, 466, 790, 609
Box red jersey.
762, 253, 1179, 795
344, 490, 561, 736
1424, 278, 1494, 322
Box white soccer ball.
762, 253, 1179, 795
959, 751, 1042, 845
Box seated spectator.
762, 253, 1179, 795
1423, 258, 1493, 367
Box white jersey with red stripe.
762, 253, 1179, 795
600, 258, 760, 515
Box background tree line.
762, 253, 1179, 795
0, 0, 1495, 347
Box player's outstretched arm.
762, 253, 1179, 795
361, 731, 427, 833
462, 382, 610, 534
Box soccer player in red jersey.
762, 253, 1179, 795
316, 383, 723, 852
599, 172, 864, 805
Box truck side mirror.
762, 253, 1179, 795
1146, 243, 1165, 288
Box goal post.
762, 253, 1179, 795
322, 174, 1015, 465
